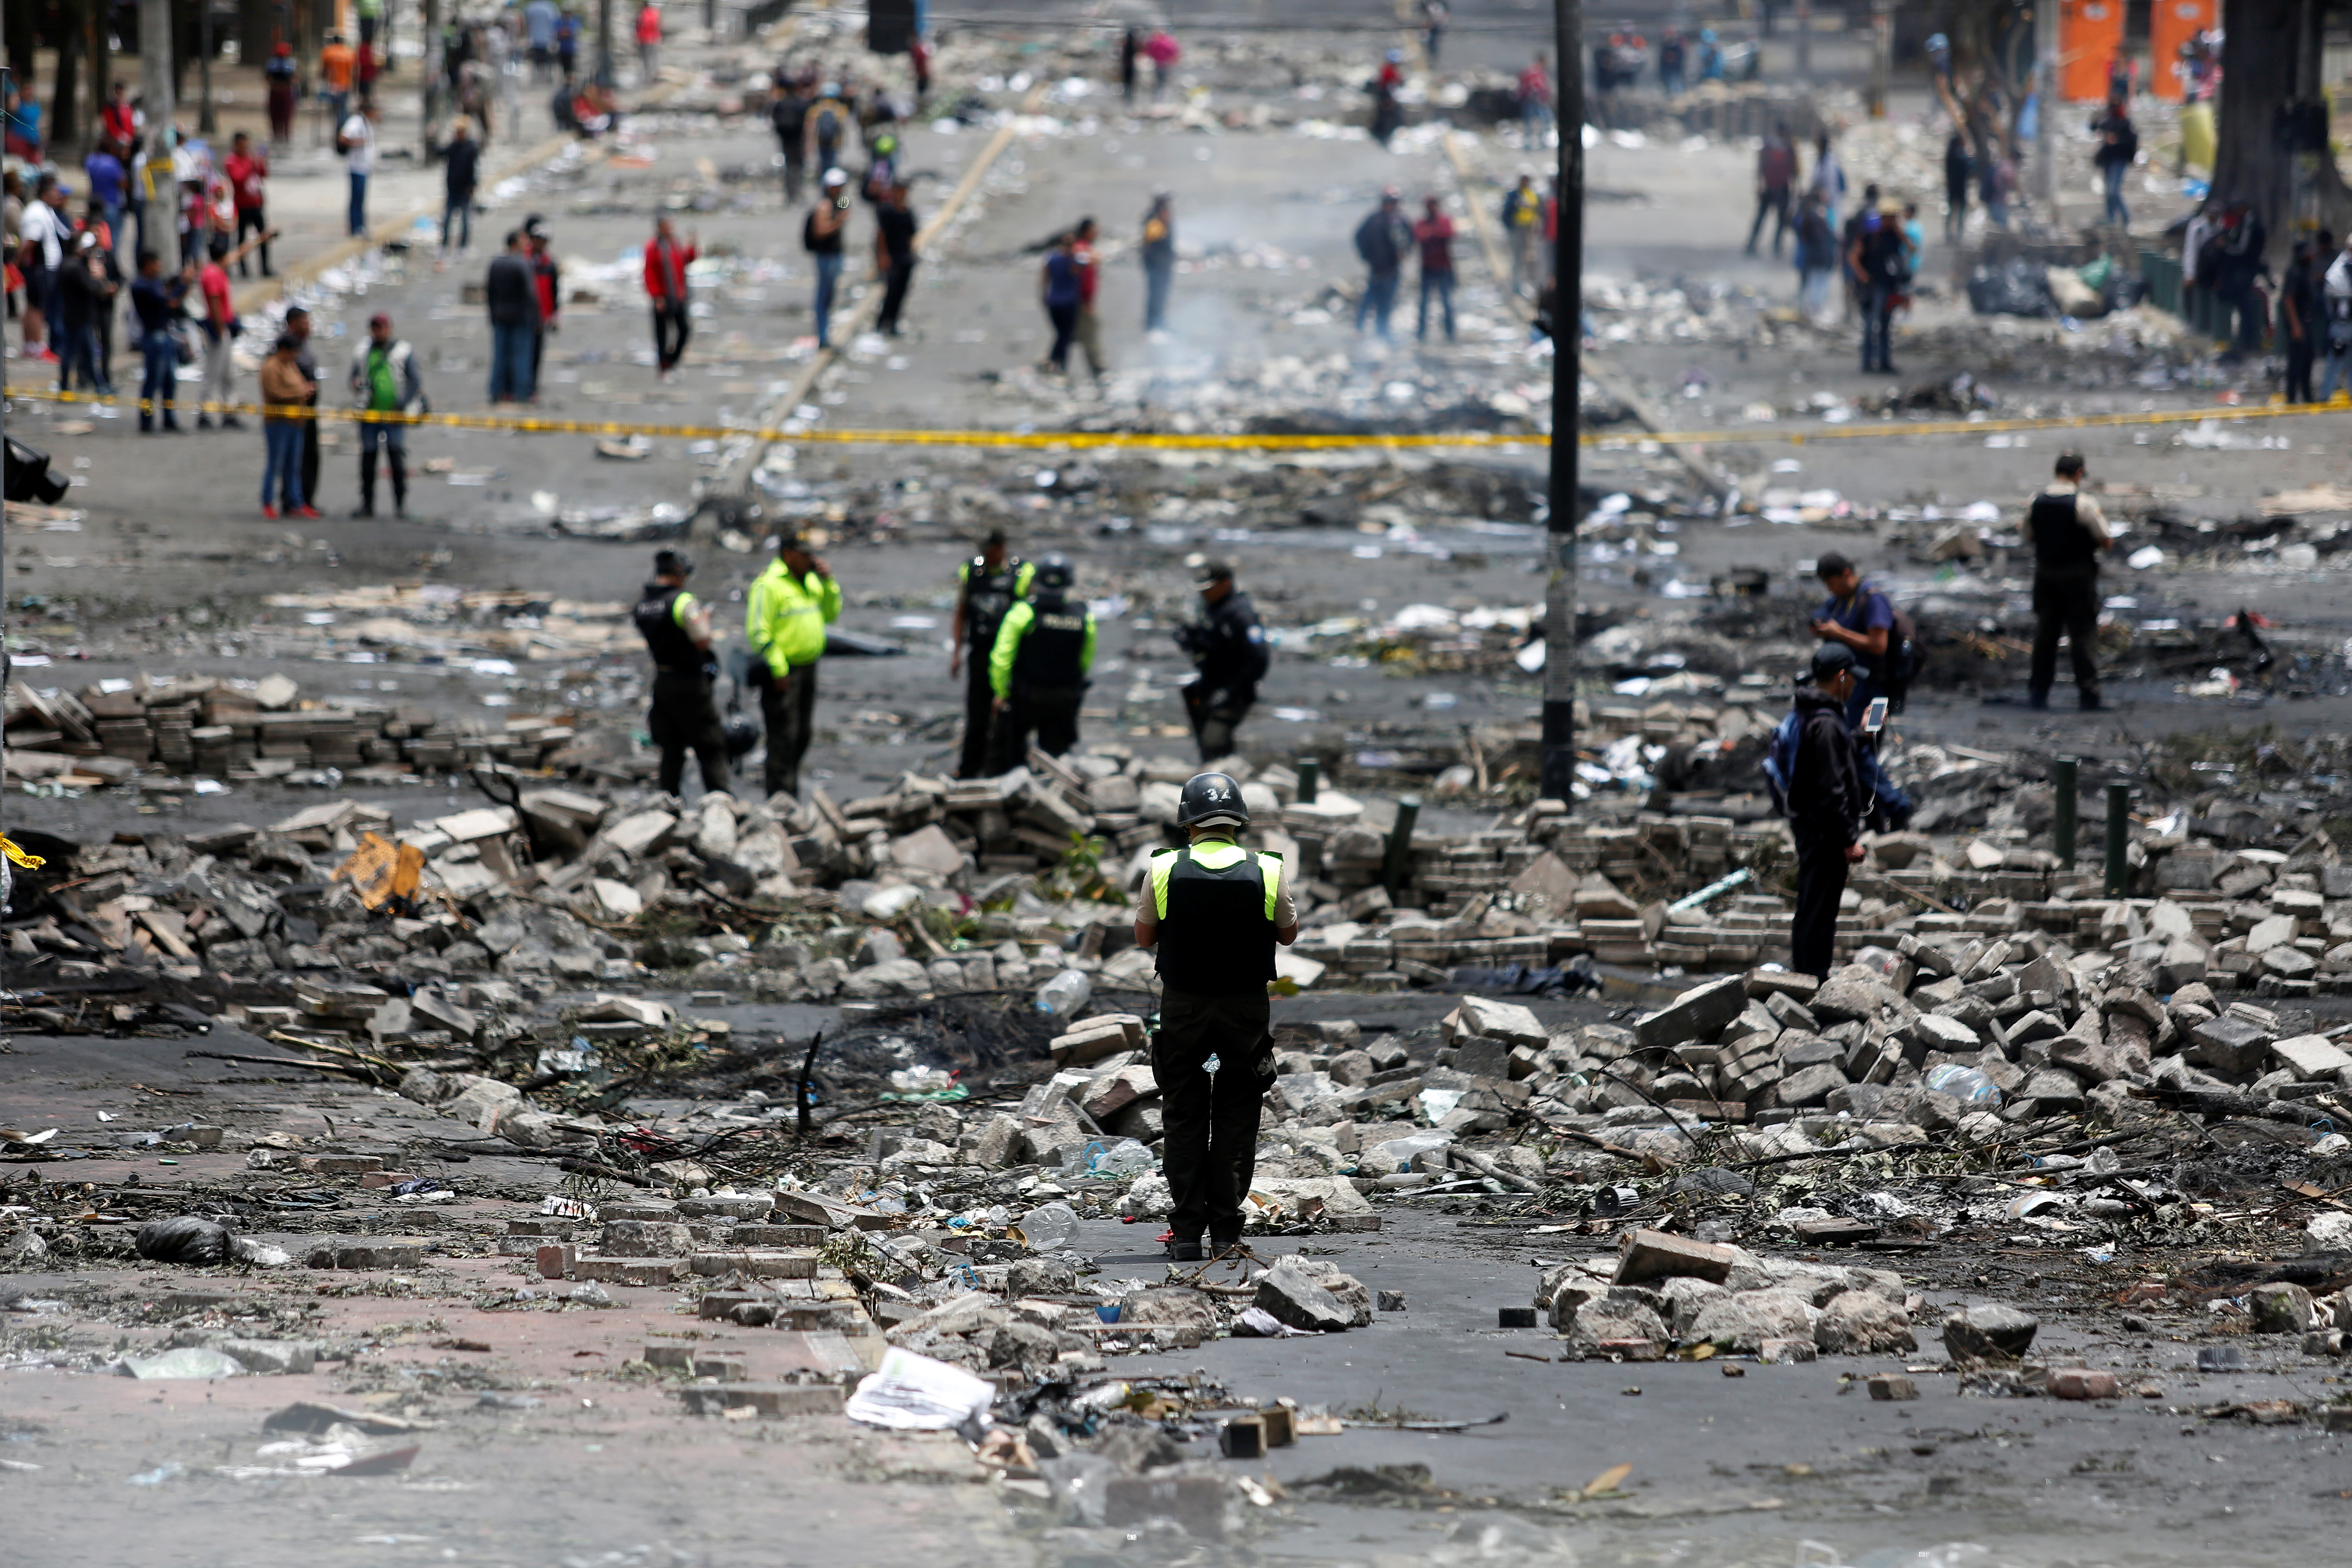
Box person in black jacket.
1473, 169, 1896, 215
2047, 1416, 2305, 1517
1942, 131, 1971, 243
2022, 452, 2115, 709
634, 548, 729, 797
1352, 189, 1412, 341
769, 78, 810, 204
1788, 644, 1871, 980
442, 116, 481, 256
1175, 562, 1270, 762
485, 229, 539, 403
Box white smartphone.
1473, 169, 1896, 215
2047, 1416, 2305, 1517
1862, 697, 1889, 733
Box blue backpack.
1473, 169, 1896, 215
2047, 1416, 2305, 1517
1760, 709, 1802, 819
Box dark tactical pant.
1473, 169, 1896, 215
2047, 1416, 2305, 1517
648, 670, 729, 797
759, 662, 819, 799
1183, 680, 1252, 763
987, 690, 1080, 774
1790, 824, 1851, 980
1154, 986, 1277, 1244
2029, 565, 2102, 705
956, 657, 995, 779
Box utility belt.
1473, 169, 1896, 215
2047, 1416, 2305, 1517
1011, 680, 1087, 706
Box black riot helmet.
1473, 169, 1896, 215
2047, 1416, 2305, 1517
1176, 771, 1248, 831
653, 548, 695, 580
1034, 552, 1075, 592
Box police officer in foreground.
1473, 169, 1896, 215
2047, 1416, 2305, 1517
633, 548, 729, 797
987, 553, 1095, 771
950, 528, 1032, 778
2022, 452, 2115, 711
1174, 562, 1269, 763
1134, 772, 1300, 1262
746, 528, 842, 800
1787, 644, 1870, 980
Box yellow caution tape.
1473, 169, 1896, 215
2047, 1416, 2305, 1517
7, 384, 2348, 452
0, 835, 47, 871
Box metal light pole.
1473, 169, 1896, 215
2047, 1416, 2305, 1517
2032, 0, 2059, 209
139, 0, 175, 132
1867, 0, 1891, 118
1539, 0, 1582, 806
200, 3, 217, 134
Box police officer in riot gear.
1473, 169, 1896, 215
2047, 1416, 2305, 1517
986, 553, 1095, 772
950, 528, 1033, 778
633, 548, 729, 797
1173, 561, 1269, 763
1133, 771, 1300, 1262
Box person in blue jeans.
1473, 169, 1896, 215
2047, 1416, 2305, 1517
259, 334, 318, 517
339, 104, 377, 237
127, 249, 186, 432
804, 167, 849, 347
1352, 189, 1411, 343
483, 228, 539, 402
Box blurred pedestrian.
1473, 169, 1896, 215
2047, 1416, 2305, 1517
1850, 198, 1907, 374
986, 554, 1095, 771
1784, 644, 1870, 980
1413, 195, 1456, 343
875, 181, 918, 336
770, 75, 811, 203
1421, 0, 1449, 65
321, 35, 356, 139
637, 549, 730, 797
1141, 194, 1176, 337
2022, 453, 2114, 711
285, 305, 324, 507
1145, 29, 1180, 102
1040, 231, 1080, 372
16, 173, 68, 362
1174, 563, 1268, 763
1067, 216, 1103, 374
53, 234, 115, 395
952, 530, 1032, 778
84, 139, 129, 264
1517, 51, 1552, 147
1793, 189, 1834, 321
2281, 238, 2318, 405
1746, 122, 1795, 258
1120, 27, 1140, 105
1353, 189, 1411, 341
442, 116, 481, 255
486, 229, 539, 402
261, 334, 318, 515
194, 232, 265, 429
2319, 233, 2352, 403
746, 530, 842, 799
645, 214, 697, 376
129, 248, 186, 431
805, 168, 849, 347
635, 1, 663, 82
2092, 98, 2136, 227
527, 216, 559, 392
1502, 173, 1542, 298
348, 311, 421, 518
806, 82, 850, 178
339, 102, 378, 237
1942, 130, 1971, 242
223, 131, 272, 276
265, 42, 298, 145
1809, 131, 1845, 225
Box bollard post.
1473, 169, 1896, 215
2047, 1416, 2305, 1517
2052, 756, 2078, 866
1383, 794, 1421, 895
1296, 757, 1319, 806
2103, 783, 2130, 897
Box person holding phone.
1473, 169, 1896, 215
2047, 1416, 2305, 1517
1809, 551, 1912, 829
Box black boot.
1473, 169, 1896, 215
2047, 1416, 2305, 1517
1167, 1234, 1203, 1263
354, 451, 377, 518
389, 452, 409, 518
160, 403, 181, 432
1208, 1225, 1244, 1259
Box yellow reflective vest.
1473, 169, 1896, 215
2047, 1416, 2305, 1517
746, 561, 841, 677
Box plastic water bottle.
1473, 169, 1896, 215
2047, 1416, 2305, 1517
1018, 1200, 1080, 1251
1033, 969, 1093, 1018
1923, 1063, 2002, 1107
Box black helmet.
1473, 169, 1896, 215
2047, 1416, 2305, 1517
654, 548, 694, 579
1035, 553, 1075, 591
1177, 771, 1248, 830
723, 711, 761, 760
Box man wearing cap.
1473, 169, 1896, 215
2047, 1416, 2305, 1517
746, 532, 841, 799
950, 530, 1033, 778
1352, 189, 1412, 342
1174, 563, 1269, 763
1134, 771, 1300, 1262
987, 553, 1095, 772
2022, 452, 2115, 711
1809, 550, 1911, 829
805, 167, 850, 348
636, 550, 729, 797
1786, 645, 1871, 980
348, 312, 422, 518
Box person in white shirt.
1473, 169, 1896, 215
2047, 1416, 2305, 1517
339, 103, 377, 237
16, 173, 69, 361
2319, 236, 2352, 403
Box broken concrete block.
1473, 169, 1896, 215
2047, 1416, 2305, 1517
1613, 1227, 1737, 1286
1634, 975, 1750, 1051
1773, 1062, 1851, 1108
1685, 1289, 1815, 1352
1866, 1374, 1919, 1401
2047, 1368, 2122, 1401
1450, 1036, 1515, 1082
1814, 1292, 1916, 1355
2271, 1035, 2352, 1080
1252, 1260, 1354, 1332
2187, 1013, 2273, 1076
1757, 1337, 1817, 1364
1565, 1295, 1669, 1354
1279, 1258, 1373, 1327
1457, 995, 1548, 1048
445, 1076, 524, 1132
2249, 1283, 2316, 1334
1943, 1303, 2038, 1361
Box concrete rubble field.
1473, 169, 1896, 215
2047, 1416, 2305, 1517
15, 5, 2352, 1568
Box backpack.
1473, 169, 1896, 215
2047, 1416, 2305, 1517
1883, 604, 1920, 699
1760, 709, 1802, 819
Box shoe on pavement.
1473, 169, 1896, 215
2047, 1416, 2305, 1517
1208, 1227, 1243, 1258
2079, 695, 2103, 711
220, 415, 246, 429
261, 504, 278, 519
294, 506, 323, 519
1167, 1235, 1203, 1263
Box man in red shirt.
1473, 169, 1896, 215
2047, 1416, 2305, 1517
222, 130, 271, 278
635, 2, 663, 83
1070, 216, 1106, 380
1413, 195, 1455, 342
644, 214, 696, 377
